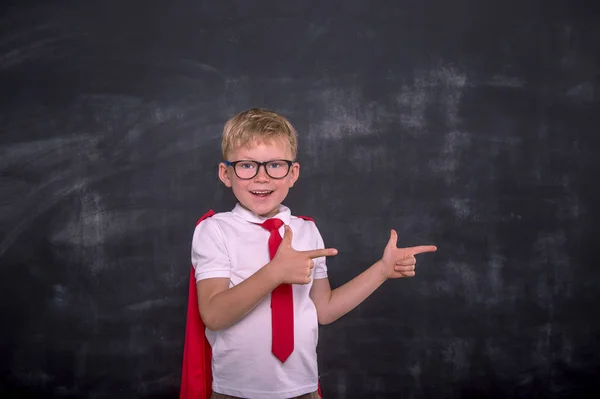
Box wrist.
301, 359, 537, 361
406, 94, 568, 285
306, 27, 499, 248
263, 259, 284, 286
375, 259, 390, 282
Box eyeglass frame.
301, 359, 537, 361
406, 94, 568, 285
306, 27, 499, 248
224, 159, 296, 180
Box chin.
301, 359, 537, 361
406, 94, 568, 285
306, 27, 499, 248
256, 206, 280, 218
239, 201, 279, 218
236, 189, 288, 217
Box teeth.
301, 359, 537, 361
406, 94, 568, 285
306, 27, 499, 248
251, 190, 272, 194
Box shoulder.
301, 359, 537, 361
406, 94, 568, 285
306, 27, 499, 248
194, 209, 238, 224
290, 214, 321, 235
290, 214, 317, 225
290, 214, 326, 249
192, 210, 235, 237
294, 214, 316, 223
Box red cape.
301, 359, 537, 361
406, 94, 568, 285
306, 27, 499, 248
179, 210, 322, 398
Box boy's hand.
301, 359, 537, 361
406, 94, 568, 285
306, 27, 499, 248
270, 225, 338, 285
379, 229, 437, 280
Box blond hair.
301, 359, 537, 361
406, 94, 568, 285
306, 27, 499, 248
221, 108, 298, 160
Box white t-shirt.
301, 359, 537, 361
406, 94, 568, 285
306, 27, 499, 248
191, 203, 328, 399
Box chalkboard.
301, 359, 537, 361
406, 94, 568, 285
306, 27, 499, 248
1, 1, 599, 398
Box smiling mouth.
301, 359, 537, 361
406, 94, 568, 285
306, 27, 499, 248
250, 190, 273, 197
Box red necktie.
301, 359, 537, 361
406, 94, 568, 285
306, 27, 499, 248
261, 218, 294, 363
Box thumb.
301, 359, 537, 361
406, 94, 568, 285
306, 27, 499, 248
386, 229, 398, 249
281, 225, 293, 246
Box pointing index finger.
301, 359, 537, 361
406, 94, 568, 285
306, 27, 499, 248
405, 245, 438, 255
301, 248, 338, 259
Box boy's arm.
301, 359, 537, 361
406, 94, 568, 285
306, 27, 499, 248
310, 229, 436, 325
310, 262, 387, 325
198, 225, 337, 331
197, 269, 280, 331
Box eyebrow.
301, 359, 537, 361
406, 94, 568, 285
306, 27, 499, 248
233, 158, 289, 162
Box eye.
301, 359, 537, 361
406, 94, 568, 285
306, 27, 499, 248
268, 161, 287, 169
238, 162, 256, 169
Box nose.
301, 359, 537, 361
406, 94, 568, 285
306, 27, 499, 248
254, 164, 270, 181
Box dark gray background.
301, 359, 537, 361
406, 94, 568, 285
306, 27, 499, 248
1, 1, 599, 398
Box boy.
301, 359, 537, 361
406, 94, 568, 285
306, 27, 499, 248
180, 108, 437, 399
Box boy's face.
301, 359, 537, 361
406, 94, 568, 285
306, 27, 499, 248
218, 138, 300, 218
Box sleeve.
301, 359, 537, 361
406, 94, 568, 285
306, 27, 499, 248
313, 224, 329, 280
191, 218, 231, 282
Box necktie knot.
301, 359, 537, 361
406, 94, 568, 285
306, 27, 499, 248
261, 218, 284, 232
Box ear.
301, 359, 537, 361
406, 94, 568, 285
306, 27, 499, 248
218, 162, 233, 188
288, 162, 300, 188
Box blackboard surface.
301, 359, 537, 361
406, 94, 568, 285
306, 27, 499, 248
1, 1, 599, 398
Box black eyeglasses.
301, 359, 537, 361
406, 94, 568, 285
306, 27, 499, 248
225, 160, 295, 180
